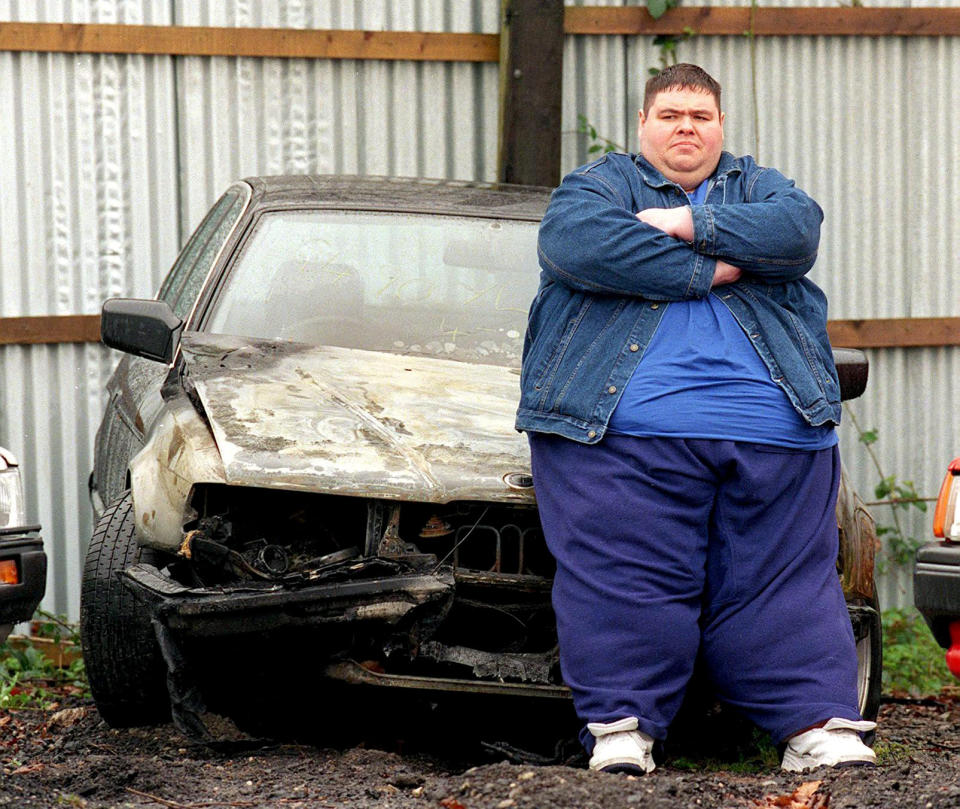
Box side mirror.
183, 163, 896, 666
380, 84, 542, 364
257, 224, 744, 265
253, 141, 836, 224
100, 299, 184, 364
833, 347, 869, 401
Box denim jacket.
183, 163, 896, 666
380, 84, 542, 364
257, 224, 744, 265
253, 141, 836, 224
515, 151, 840, 443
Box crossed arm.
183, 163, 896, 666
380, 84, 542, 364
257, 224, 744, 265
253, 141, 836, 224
634, 207, 742, 287
537, 163, 823, 301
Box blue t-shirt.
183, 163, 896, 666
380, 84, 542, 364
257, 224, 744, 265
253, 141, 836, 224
608, 181, 836, 450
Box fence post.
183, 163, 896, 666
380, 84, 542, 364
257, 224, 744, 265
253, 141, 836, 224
497, 0, 564, 187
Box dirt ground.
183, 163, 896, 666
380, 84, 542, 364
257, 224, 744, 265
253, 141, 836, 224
2, 693, 960, 809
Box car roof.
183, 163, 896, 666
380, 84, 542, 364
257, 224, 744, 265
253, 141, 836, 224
241, 175, 552, 221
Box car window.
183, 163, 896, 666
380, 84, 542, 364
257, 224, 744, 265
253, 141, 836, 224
158, 188, 247, 321
204, 210, 541, 368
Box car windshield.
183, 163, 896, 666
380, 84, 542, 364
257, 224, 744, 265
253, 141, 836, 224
205, 210, 541, 368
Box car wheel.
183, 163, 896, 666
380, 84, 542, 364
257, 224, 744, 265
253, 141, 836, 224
80, 491, 170, 727
850, 586, 882, 745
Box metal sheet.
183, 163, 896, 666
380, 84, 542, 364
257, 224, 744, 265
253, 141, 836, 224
182, 334, 534, 505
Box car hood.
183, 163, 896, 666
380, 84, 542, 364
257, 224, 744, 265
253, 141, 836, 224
179, 333, 534, 504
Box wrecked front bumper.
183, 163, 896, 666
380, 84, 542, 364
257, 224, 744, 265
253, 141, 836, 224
121, 560, 455, 638
122, 558, 568, 739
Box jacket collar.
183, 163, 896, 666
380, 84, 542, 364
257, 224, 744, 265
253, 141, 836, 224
632, 151, 742, 191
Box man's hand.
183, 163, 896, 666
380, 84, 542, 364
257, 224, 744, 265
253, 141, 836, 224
635, 207, 695, 243
711, 260, 742, 287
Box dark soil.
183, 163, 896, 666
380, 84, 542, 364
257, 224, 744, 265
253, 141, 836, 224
2, 694, 960, 809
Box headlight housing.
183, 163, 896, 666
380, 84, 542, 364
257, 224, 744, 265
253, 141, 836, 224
0, 448, 25, 530
933, 458, 960, 541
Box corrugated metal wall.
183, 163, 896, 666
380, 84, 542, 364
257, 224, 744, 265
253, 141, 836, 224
0, 0, 956, 619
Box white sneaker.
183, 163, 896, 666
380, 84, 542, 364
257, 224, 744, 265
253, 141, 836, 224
781, 718, 878, 771
587, 717, 656, 775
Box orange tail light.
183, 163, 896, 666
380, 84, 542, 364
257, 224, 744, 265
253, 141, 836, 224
934, 458, 960, 539
0, 559, 18, 585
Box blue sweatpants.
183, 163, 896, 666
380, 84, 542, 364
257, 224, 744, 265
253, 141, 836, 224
528, 433, 862, 747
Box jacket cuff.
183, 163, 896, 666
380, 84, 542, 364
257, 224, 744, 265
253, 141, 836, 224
690, 204, 715, 254
687, 253, 715, 298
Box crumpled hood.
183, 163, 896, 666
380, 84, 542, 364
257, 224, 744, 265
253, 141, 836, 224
180, 333, 534, 504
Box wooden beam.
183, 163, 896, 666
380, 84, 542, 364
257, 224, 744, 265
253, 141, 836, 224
0, 314, 959, 349
564, 6, 960, 37
0, 22, 500, 61
0, 10, 957, 64
827, 317, 960, 349
498, 0, 565, 187
0, 315, 100, 346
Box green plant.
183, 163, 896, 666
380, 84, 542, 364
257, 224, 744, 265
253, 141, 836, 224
576, 115, 625, 156
643, 0, 696, 76
844, 405, 933, 572
31, 609, 82, 645
882, 607, 956, 698
649, 28, 697, 76
670, 728, 779, 772
0, 613, 89, 710
744, 0, 761, 158
873, 739, 915, 765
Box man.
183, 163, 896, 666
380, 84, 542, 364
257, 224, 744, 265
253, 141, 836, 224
516, 64, 875, 774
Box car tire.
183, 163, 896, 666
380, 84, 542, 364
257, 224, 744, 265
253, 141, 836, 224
850, 586, 882, 746
80, 491, 171, 727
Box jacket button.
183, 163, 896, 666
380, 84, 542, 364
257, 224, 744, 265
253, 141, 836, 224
651, 303, 659, 310
608, 386, 617, 394
587, 430, 597, 438
629, 344, 639, 352
750, 333, 759, 339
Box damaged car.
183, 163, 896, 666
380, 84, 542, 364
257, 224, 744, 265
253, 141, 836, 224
83, 176, 881, 740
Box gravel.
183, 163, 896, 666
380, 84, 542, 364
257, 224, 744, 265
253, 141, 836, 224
2, 696, 959, 808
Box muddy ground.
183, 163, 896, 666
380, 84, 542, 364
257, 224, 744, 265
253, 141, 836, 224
2, 693, 960, 809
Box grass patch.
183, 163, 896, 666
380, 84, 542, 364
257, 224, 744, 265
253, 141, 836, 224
0, 612, 89, 710
666, 714, 781, 773
874, 739, 915, 765
669, 738, 780, 773
882, 607, 957, 698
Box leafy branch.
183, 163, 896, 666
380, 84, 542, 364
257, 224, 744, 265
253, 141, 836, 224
844, 403, 929, 571
576, 115, 625, 156
644, 0, 696, 75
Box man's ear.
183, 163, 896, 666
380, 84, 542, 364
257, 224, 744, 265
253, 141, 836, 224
637, 109, 646, 140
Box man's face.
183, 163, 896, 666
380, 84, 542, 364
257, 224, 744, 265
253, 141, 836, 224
638, 87, 725, 190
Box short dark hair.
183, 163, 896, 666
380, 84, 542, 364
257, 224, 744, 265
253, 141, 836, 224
643, 64, 722, 115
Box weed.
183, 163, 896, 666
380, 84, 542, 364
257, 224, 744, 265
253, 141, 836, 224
0, 612, 89, 710
874, 739, 916, 765
882, 607, 955, 698
669, 739, 779, 773
667, 718, 780, 772
843, 405, 934, 573
575, 115, 624, 156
